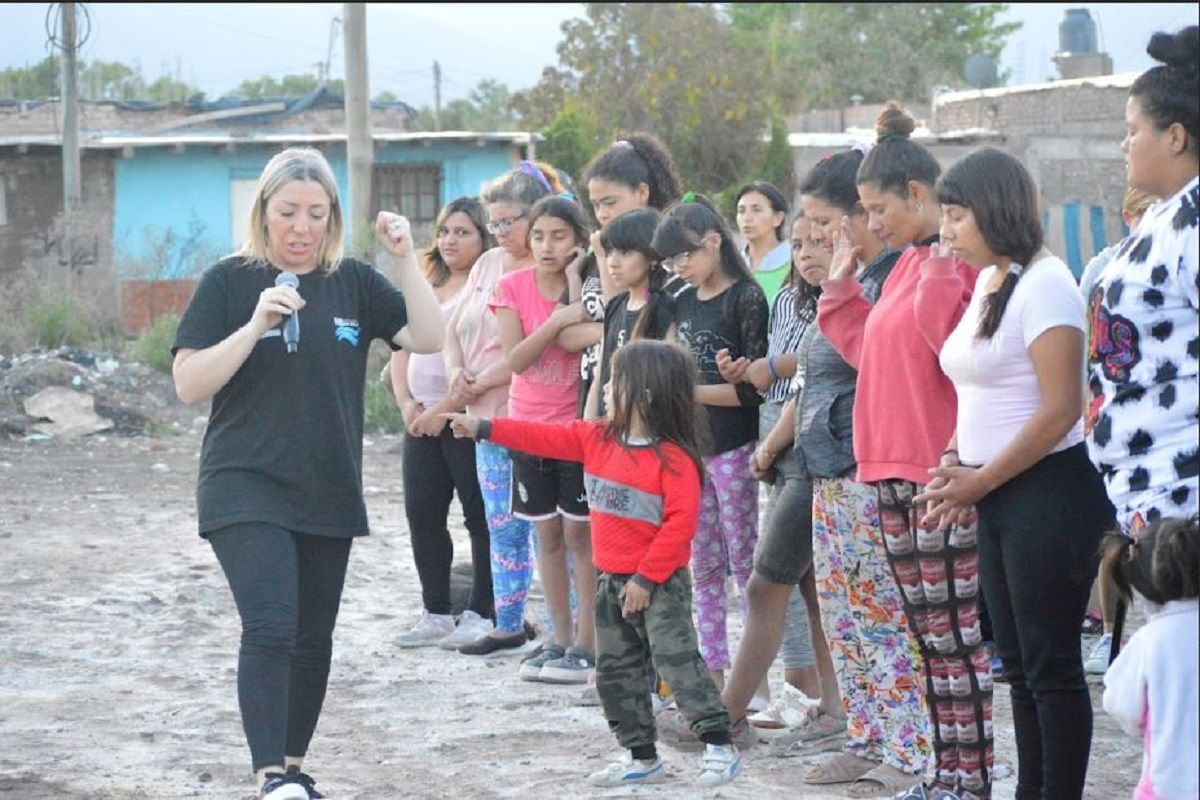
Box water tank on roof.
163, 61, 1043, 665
1060, 8, 1098, 54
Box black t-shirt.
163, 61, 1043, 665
674, 279, 769, 455
172, 256, 408, 538
597, 290, 677, 416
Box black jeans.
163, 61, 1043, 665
402, 425, 492, 617
976, 443, 1113, 800
209, 523, 352, 771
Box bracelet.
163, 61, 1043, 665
767, 355, 779, 380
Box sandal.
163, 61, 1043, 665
845, 764, 920, 798
803, 753, 875, 785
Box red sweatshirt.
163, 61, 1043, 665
486, 418, 701, 584
817, 246, 976, 484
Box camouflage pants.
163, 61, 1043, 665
595, 569, 730, 749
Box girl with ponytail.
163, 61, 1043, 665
651, 195, 768, 717
918, 146, 1116, 800
816, 102, 991, 799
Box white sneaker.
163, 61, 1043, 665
749, 684, 821, 737
438, 610, 494, 651
259, 774, 308, 800
696, 743, 740, 787
1085, 634, 1113, 675
396, 612, 455, 648
587, 754, 666, 786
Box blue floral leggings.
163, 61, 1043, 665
474, 440, 535, 634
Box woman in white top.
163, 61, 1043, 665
916, 147, 1115, 800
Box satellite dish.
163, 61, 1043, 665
964, 53, 998, 89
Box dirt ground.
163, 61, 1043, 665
0, 428, 1143, 799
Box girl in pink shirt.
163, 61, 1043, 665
482, 195, 599, 683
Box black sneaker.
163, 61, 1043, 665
457, 629, 528, 655
284, 765, 326, 799
260, 773, 307, 800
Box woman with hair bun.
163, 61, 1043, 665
1084, 25, 1198, 539
815, 103, 991, 799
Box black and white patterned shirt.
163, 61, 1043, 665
1087, 177, 1199, 535
763, 281, 817, 404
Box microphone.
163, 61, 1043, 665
274, 272, 300, 354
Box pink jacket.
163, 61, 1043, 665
817, 245, 976, 484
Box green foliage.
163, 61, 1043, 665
514, 4, 774, 194
235, 74, 344, 99
538, 104, 604, 186
729, 3, 1020, 108
363, 375, 405, 435
411, 78, 521, 132
760, 117, 795, 201
133, 314, 180, 374
25, 296, 91, 349
0, 54, 200, 102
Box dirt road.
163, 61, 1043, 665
0, 431, 1141, 798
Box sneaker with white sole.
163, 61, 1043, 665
260, 773, 308, 800
396, 612, 455, 648
539, 646, 596, 684
1085, 633, 1113, 675
283, 766, 326, 799
748, 684, 821, 735
696, 743, 740, 787
438, 610, 494, 651
519, 643, 566, 681
587, 754, 666, 786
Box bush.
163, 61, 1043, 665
363, 376, 405, 435
134, 314, 180, 374
26, 296, 92, 349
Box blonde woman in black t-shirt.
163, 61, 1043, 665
171, 147, 442, 800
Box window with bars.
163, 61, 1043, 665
372, 163, 441, 244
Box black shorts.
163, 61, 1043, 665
510, 452, 589, 521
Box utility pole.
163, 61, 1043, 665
343, 2, 372, 257
61, 2, 82, 212
433, 60, 442, 131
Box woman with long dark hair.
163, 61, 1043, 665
918, 146, 1115, 800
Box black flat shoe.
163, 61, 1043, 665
458, 630, 528, 655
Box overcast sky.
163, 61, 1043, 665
0, 3, 1196, 108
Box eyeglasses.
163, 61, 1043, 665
485, 212, 528, 235
438, 226, 476, 239
660, 249, 697, 272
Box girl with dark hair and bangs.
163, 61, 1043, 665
651, 195, 768, 743
587, 208, 677, 418
918, 146, 1115, 800
443, 340, 743, 789
816, 102, 991, 800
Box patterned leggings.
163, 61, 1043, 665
812, 477, 933, 775
474, 440, 535, 634
876, 479, 993, 800
692, 441, 759, 671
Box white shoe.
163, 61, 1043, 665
1085, 634, 1113, 675
438, 610, 494, 651
587, 754, 666, 786
749, 684, 821, 737
259, 774, 308, 800
696, 743, 740, 787
396, 612, 455, 648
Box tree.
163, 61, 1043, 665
235, 73, 343, 99
729, 3, 1020, 110
0, 54, 199, 102
514, 3, 774, 193
409, 78, 521, 132
538, 103, 604, 185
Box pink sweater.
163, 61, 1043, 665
817, 245, 976, 484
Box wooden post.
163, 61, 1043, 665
343, 2, 372, 257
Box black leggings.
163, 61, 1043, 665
402, 425, 492, 617
209, 523, 352, 771
976, 443, 1113, 800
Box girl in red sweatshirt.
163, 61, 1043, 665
816, 103, 991, 800
445, 340, 741, 789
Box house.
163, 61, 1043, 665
0, 89, 540, 332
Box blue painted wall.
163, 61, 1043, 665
112, 141, 517, 278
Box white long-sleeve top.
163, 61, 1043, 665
1103, 599, 1200, 800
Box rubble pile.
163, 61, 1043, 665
0, 348, 201, 439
